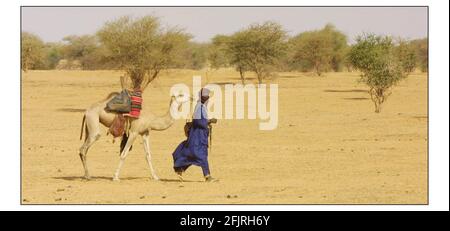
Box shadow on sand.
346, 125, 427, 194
53, 176, 142, 181
53, 176, 204, 183
159, 178, 204, 183
324, 89, 368, 93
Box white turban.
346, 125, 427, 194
193, 88, 210, 119
199, 88, 210, 98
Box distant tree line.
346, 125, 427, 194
21, 15, 428, 113
21, 17, 428, 79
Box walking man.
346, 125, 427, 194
172, 88, 217, 182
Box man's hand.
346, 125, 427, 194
209, 118, 218, 124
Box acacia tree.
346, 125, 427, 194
208, 35, 231, 69
209, 34, 249, 84
21, 32, 45, 71
348, 34, 409, 113
328, 25, 349, 72
291, 31, 333, 76
180, 42, 209, 70
61, 35, 100, 69
226, 22, 287, 84
289, 24, 348, 76
43, 42, 64, 69
97, 16, 191, 90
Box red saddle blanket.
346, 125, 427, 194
126, 89, 143, 118
109, 114, 126, 138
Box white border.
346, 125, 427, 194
2, 0, 448, 211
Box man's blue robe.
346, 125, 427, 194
172, 102, 210, 176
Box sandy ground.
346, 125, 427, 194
21, 69, 427, 204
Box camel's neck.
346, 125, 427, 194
148, 98, 180, 131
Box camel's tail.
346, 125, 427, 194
80, 114, 86, 140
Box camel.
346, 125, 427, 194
79, 91, 190, 181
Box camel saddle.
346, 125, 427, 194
106, 89, 131, 113
109, 114, 126, 138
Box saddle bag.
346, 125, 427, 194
106, 90, 131, 113
109, 114, 126, 138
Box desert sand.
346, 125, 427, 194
21, 69, 427, 204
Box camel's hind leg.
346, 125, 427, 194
113, 131, 138, 181
143, 133, 159, 181
79, 114, 101, 180
79, 135, 100, 180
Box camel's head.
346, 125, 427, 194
171, 92, 190, 106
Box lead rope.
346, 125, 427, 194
184, 95, 194, 147
202, 88, 213, 152
203, 102, 212, 152
209, 123, 212, 152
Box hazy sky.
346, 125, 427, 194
21, 7, 427, 43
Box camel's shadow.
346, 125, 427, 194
53, 176, 203, 183
53, 176, 141, 181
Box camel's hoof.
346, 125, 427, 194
84, 175, 91, 180
152, 176, 160, 181
112, 177, 120, 182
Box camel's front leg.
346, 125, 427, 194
113, 132, 137, 181
143, 133, 159, 181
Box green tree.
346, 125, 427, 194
21, 32, 45, 71
291, 31, 332, 75
410, 38, 428, 72
180, 42, 209, 70
328, 25, 349, 72
290, 24, 348, 76
348, 34, 409, 113
224, 34, 249, 84
97, 16, 191, 89
61, 35, 99, 69
42, 42, 64, 69
209, 34, 250, 83
343, 45, 354, 72
395, 40, 417, 74
208, 35, 231, 69
226, 22, 287, 84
